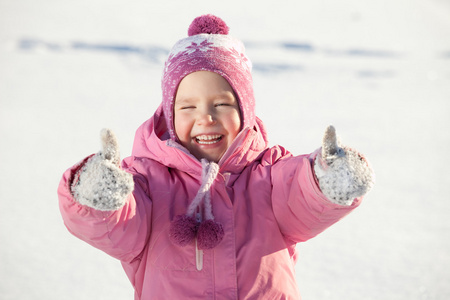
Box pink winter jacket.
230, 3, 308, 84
58, 105, 362, 299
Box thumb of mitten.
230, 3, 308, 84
100, 128, 120, 165
321, 125, 345, 164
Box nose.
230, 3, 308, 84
196, 107, 216, 126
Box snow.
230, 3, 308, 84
1, 0, 449, 299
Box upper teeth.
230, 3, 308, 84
196, 135, 222, 144
196, 135, 221, 141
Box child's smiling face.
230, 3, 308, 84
174, 71, 241, 163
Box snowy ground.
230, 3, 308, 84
1, 0, 450, 299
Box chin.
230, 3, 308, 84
196, 152, 222, 163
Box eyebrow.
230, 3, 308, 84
175, 91, 236, 104
215, 91, 236, 101
174, 97, 193, 105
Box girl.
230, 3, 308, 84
58, 14, 374, 299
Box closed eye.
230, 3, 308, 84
180, 105, 196, 109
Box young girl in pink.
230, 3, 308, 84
58, 15, 374, 300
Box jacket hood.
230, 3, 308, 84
131, 105, 269, 175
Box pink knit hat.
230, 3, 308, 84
161, 14, 255, 140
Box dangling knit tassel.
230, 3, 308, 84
169, 187, 204, 247
169, 159, 223, 248
197, 220, 224, 250
197, 182, 224, 249
169, 215, 199, 246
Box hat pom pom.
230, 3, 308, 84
188, 14, 229, 36
197, 220, 224, 250
169, 215, 198, 247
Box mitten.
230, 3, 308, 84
314, 125, 375, 206
71, 129, 134, 211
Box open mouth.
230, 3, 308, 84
195, 134, 223, 145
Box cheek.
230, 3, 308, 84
227, 111, 242, 138
174, 114, 191, 142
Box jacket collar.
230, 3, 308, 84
131, 105, 268, 176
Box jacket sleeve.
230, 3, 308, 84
271, 150, 362, 243
58, 156, 152, 263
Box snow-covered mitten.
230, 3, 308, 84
314, 125, 375, 206
71, 129, 134, 211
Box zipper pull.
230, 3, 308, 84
195, 210, 203, 271
195, 237, 203, 271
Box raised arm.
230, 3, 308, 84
271, 125, 375, 243
58, 129, 151, 262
